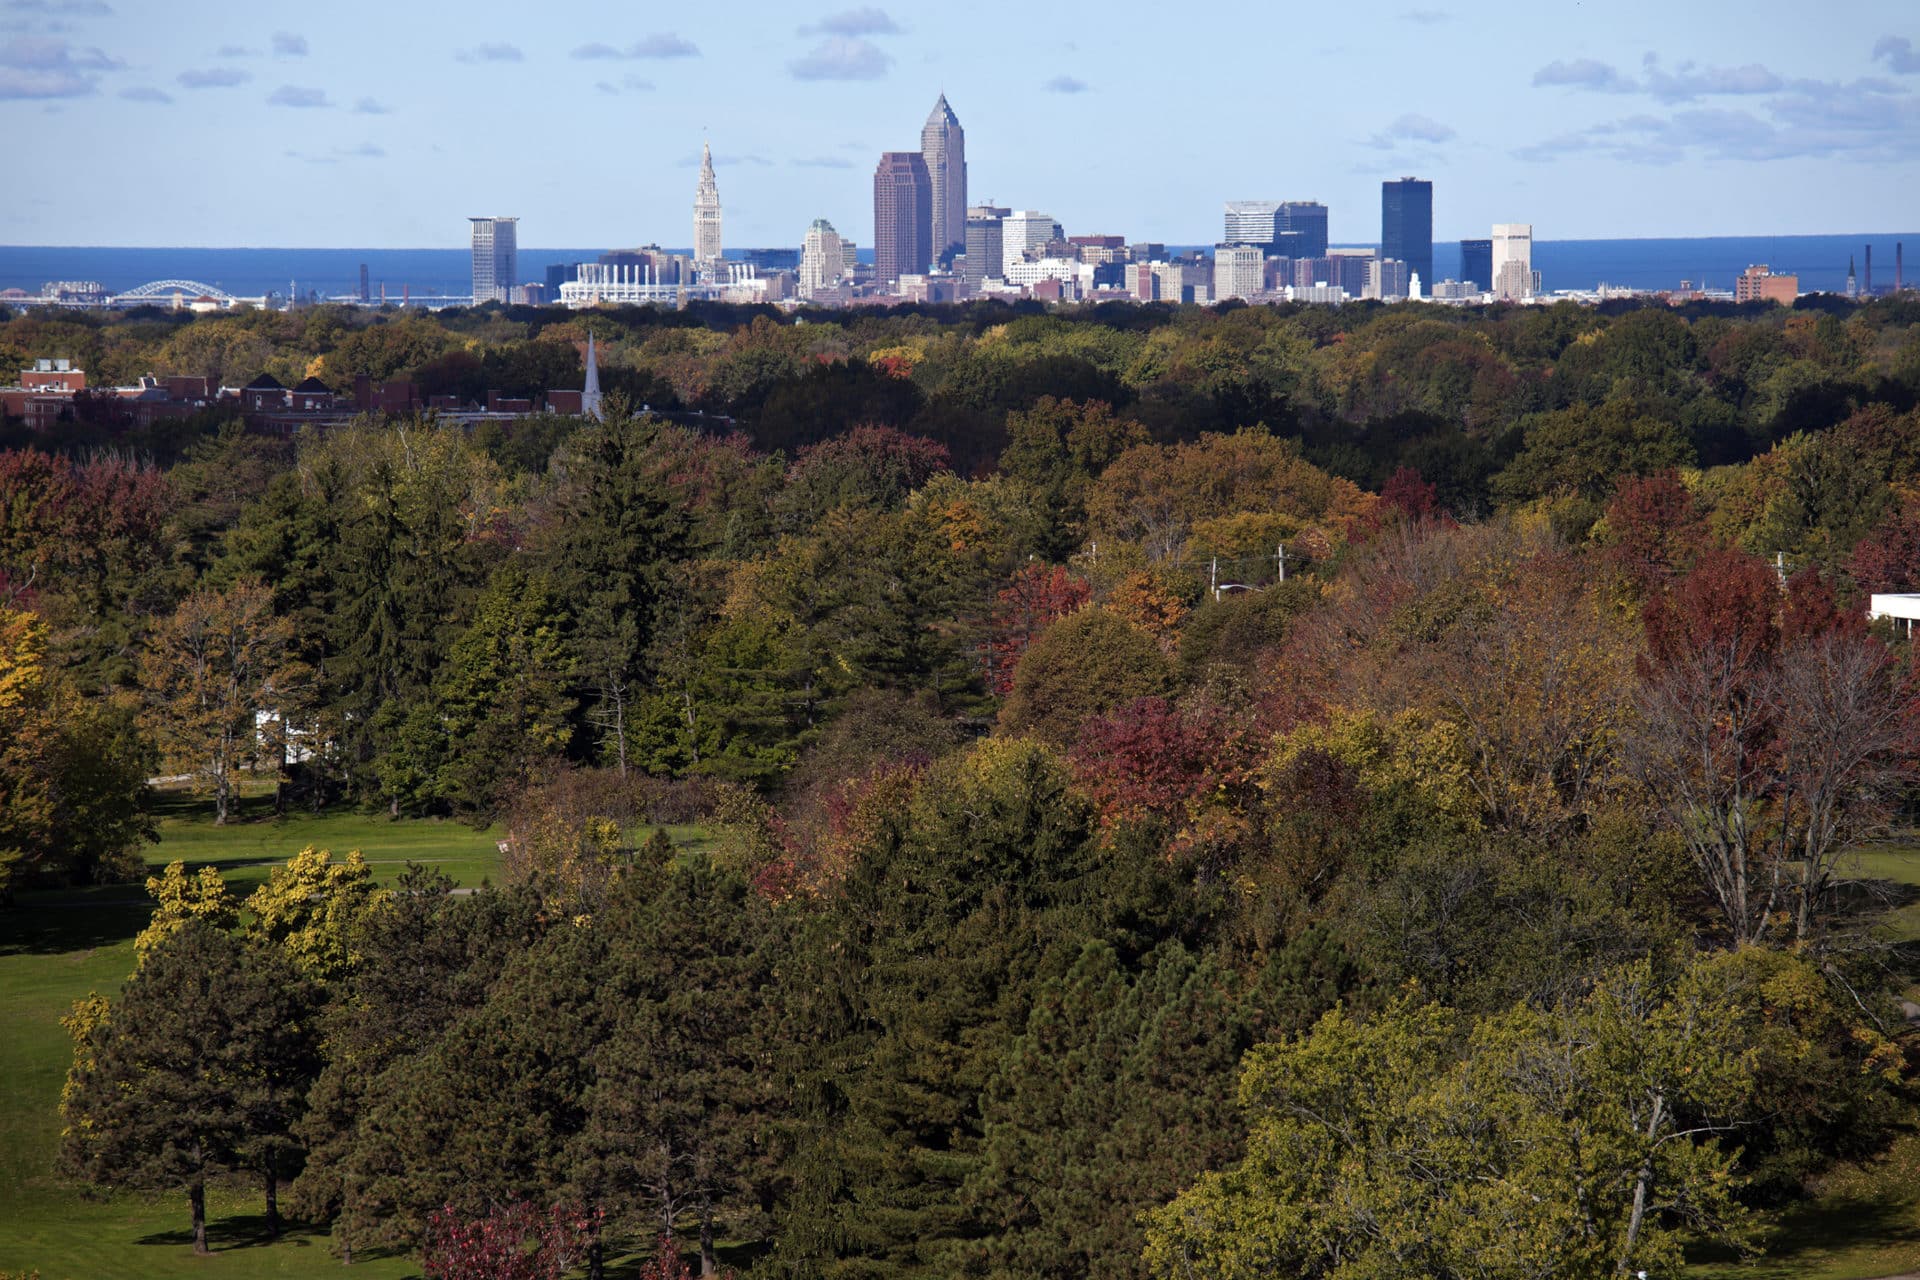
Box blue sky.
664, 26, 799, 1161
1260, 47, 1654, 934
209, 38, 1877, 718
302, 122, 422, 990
4, 0, 1917, 248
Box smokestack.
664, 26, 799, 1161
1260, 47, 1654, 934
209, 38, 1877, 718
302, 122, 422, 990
1899, 243, 1905, 292
1865, 244, 1873, 296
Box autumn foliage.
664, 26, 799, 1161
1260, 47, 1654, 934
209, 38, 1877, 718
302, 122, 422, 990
421, 1202, 600, 1280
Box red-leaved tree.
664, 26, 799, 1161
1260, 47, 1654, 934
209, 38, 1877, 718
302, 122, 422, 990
1380, 466, 1440, 522
421, 1202, 599, 1280
1602, 469, 1705, 593
1630, 550, 1916, 944
1848, 497, 1920, 596
981, 563, 1091, 696
1069, 695, 1261, 856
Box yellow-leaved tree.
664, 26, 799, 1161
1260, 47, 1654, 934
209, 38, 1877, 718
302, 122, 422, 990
244, 846, 390, 985
133, 861, 237, 961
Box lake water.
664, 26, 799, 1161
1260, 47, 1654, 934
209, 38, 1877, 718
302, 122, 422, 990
2, 234, 1914, 300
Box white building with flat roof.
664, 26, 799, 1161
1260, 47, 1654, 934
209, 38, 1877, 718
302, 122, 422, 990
1223, 200, 1281, 246
1213, 244, 1266, 302
469, 216, 518, 305
1492, 223, 1537, 300
1870, 594, 1920, 636
1001, 210, 1063, 276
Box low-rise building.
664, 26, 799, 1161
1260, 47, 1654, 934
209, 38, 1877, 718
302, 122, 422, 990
1734, 264, 1798, 305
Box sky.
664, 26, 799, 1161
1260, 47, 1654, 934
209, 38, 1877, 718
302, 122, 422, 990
3, 0, 1917, 249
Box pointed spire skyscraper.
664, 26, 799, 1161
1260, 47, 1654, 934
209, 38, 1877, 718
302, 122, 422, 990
694, 140, 723, 266
920, 94, 966, 264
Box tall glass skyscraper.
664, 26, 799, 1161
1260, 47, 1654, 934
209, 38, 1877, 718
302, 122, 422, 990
1459, 238, 1492, 292
1381, 178, 1433, 293
1275, 202, 1328, 260
469, 216, 517, 305
920, 95, 967, 264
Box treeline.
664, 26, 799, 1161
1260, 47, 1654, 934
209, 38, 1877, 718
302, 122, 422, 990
9, 297, 1920, 1277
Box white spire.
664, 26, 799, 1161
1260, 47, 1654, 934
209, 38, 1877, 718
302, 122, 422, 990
581, 332, 603, 421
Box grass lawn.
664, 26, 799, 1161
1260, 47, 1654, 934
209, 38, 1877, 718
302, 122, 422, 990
1689, 1132, 1920, 1280
1, 788, 524, 1279
0, 789, 716, 1278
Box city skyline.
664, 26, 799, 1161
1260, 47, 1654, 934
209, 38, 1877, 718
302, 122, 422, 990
3, 1, 1917, 249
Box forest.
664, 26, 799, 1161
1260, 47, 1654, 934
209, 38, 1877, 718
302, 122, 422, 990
6, 290, 1920, 1279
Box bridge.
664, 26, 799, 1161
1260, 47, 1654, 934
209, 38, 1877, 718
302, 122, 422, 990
113, 279, 236, 302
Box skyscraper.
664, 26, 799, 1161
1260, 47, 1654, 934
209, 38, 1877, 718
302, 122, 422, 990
694, 141, 723, 266
1224, 200, 1282, 247
964, 205, 1009, 290
921, 94, 967, 264
469, 217, 518, 305
1213, 244, 1265, 302
1000, 209, 1063, 277
799, 218, 855, 295
1459, 239, 1493, 292
1380, 178, 1432, 298
1491, 223, 1537, 300
1275, 202, 1328, 260
873, 151, 932, 289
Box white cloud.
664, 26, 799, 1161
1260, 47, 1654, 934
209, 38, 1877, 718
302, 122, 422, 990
789, 36, 890, 80
1874, 35, 1920, 74
353, 96, 389, 113
1367, 112, 1455, 148
1043, 74, 1089, 93
118, 84, 169, 102
177, 66, 248, 88
800, 7, 901, 36
456, 42, 523, 63
0, 33, 114, 96
272, 31, 307, 56
267, 83, 330, 107
628, 32, 698, 58
1533, 57, 1635, 92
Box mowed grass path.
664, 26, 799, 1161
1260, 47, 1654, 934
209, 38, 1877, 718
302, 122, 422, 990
0, 790, 509, 1280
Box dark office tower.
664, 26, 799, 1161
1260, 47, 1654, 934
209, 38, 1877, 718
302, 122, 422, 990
358, 262, 369, 302
921, 94, 967, 263
1381, 177, 1433, 294
1460, 238, 1493, 291
964, 204, 1009, 289
874, 151, 933, 288
1276, 202, 1329, 260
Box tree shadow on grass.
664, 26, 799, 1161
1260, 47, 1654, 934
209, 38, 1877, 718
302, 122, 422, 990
134, 1212, 413, 1266
1688, 1193, 1920, 1276
0, 890, 148, 957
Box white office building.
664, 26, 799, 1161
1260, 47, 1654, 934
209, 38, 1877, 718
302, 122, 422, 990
799, 218, 855, 296
1213, 244, 1266, 302
469, 216, 518, 305
1492, 223, 1538, 301
1004, 258, 1095, 296
1223, 200, 1282, 246
1001, 210, 1063, 277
